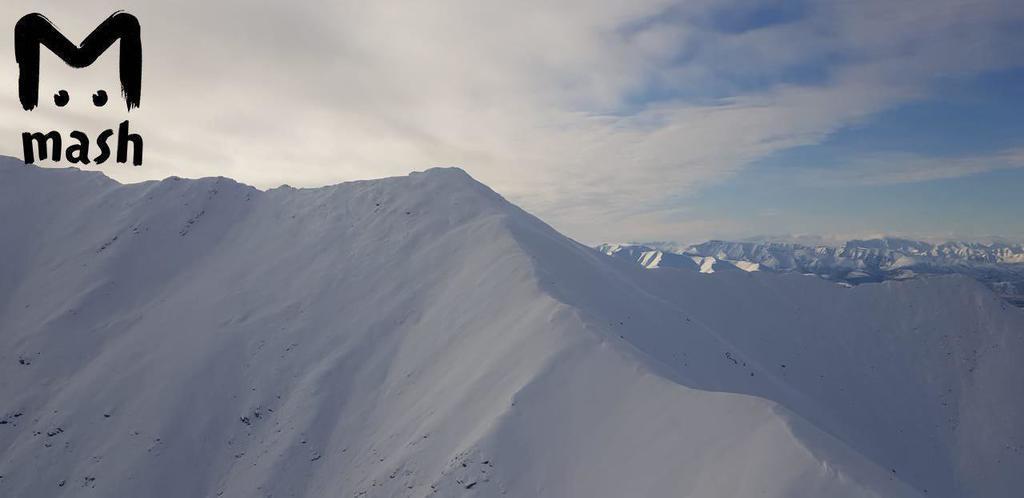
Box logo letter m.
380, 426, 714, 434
15, 12, 141, 111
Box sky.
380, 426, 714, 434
1, 0, 1023, 244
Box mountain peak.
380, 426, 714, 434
411, 165, 473, 179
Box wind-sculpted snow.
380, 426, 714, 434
1, 157, 1021, 497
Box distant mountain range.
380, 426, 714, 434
598, 238, 1024, 306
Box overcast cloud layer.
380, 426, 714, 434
2, 0, 1023, 243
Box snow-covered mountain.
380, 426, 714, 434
2, 157, 1022, 497
600, 239, 1024, 306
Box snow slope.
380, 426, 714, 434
1, 157, 1021, 497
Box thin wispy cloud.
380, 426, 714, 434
799, 148, 1024, 187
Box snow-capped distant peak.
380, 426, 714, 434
596, 238, 1024, 306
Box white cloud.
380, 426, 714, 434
0, 0, 1022, 243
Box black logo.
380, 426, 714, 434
15, 12, 144, 166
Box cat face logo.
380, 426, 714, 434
15, 11, 141, 111
15, 12, 144, 166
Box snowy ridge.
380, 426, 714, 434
1, 158, 1022, 497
